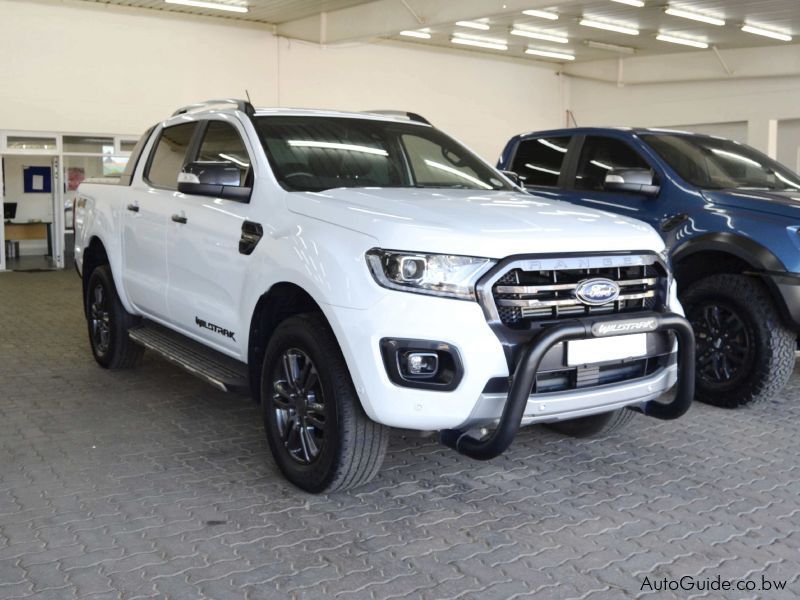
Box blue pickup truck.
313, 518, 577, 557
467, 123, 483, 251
498, 127, 800, 408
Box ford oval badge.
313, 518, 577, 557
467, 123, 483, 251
575, 278, 620, 306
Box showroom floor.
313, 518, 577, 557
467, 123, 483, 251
1, 271, 799, 599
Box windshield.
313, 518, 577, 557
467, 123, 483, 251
642, 133, 800, 191
254, 116, 511, 192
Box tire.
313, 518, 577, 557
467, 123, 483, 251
680, 274, 796, 408
260, 314, 389, 493
545, 408, 635, 438
85, 265, 144, 369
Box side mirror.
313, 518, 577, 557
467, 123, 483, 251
603, 168, 660, 196
177, 161, 251, 202
500, 170, 522, 187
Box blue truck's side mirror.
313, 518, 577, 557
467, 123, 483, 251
604, 168, 660, 196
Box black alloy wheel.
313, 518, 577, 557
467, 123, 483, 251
270, 348, 327, 465
89, 282, 112, 358
691, 301, 753, 388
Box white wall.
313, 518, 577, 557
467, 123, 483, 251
0, 0, 279, 136
0, 0, 565, 162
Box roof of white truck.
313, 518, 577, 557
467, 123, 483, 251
168, 100, 430, 126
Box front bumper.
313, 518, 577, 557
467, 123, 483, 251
440, 312, 695, 460
326, 285, 691, 432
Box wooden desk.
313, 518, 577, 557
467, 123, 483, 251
4, 222, 53, 257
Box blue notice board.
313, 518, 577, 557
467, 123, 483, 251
23, 166, 52, 194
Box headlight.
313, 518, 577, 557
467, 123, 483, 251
366, 249, 495, 301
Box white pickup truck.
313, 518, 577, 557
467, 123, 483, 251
74, 99, 695, 493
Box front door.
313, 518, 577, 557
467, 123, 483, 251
558, 135, 667, 230
122, 121, 198, 321
166, 119, 255, 357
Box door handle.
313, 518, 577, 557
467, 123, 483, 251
171, 214, 187, 224
126, 204, 140, 213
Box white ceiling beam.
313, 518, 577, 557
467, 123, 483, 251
563, 44, 800, 85
276, 0, 578, 43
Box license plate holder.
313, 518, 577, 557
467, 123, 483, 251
567, 334, 648, 367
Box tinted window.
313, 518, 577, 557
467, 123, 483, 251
642, 134, 800, 191
575, 136, 652, 191
254, 116, 510, 192
145, 122, 197, 189
196, 121, 251, 187
510, 136, 570, 187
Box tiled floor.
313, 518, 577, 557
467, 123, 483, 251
1, 270, 798, 599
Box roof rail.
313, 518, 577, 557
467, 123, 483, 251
172, 99, 256, 117
364, 110, 431, 125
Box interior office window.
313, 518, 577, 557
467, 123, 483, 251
145, 122, 197, 189
510, 136, 570, 187
575, 136, 652, 191
196, 121, 251, 186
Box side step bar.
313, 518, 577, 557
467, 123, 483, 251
128, 321, 249, 392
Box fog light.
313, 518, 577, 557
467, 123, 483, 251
404, 352, 439, 377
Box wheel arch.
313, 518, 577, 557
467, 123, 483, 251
81, 236, 111, 317
247, 282, 329, 404
672, 233, 785, 290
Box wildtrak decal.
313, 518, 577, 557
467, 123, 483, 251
195, 317, 236, 341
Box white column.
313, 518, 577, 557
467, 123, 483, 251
748, 118, 778, 158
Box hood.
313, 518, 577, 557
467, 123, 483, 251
703, 189, 800, 220
288, 188, 664, 259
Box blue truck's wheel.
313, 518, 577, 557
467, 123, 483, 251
681, 274, 796, 407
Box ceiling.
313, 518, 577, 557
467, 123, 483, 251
77, 0, 373, 23
76, 0, 800, 63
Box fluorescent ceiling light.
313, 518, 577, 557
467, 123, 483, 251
424, 159, 492, 189
656, 33, 708, 48
664, 7, 725, 26
525, 48, 575, 61
400, 30, 431, 39
611, 0, 644, 7
456, 20, 490, 30
218, 153, 249, 167
590, 160, 614, 170
538, 139, 568, 152
579, 18, 639, 36
710, 148, 761, 167
164, 0, 248, 13
585, 40, 636, 54
511, 28, 568, 44
288, 140, 388, 156
741, 24, 792, 42
525, 163, 560, 175
451, 34, 508, 50
522, 9, 558, 20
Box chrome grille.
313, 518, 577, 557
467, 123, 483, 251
492, 260, 664, 327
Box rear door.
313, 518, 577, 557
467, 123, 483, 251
558, 135, 666, 228
122, 121, 198, 321
507, 135, 574, 199
165, 119, 255, 356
